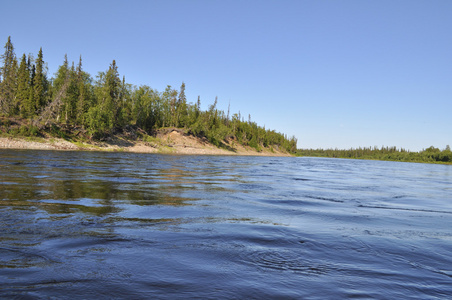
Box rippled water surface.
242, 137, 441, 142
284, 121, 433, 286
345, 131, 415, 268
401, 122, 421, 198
1, 150, 452, 299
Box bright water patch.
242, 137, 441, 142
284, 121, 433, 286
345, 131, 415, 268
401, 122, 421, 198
1, 150, 452, 298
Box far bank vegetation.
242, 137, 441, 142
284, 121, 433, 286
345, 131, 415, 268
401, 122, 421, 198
298, 146, 452, 164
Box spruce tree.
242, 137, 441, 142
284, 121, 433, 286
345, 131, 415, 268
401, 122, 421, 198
104, 60, 122, 127
16, 54, 30, 117
0, 36, 18, 115
33, 47, 47, 112
120, 75, 133, 125
66, 61, 78, 122
76, 55, 87, 125
176, 82, 188, 127
27, 61, 36, 116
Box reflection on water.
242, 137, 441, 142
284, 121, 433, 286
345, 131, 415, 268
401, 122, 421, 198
1, 152, 205, 216
1, 150, 452, 299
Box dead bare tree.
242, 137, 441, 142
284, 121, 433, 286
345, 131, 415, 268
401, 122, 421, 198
33, 75, 70, 128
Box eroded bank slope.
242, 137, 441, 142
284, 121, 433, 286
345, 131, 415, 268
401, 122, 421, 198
0, 129, 292, 157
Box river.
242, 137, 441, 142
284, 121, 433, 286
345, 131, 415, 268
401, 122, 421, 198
1, 150, 451, 299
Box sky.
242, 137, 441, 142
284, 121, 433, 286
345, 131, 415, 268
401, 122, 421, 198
1, 0, 451, 151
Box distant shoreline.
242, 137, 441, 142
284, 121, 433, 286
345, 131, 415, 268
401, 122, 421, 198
297, 148, 452, 165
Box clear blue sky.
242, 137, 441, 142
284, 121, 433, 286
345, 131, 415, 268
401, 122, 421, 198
1, 0, 451, 151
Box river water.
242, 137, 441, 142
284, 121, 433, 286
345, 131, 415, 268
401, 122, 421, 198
0, 150, 451, 299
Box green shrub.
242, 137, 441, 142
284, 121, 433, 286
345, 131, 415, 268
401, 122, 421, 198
50, 124, 67, 139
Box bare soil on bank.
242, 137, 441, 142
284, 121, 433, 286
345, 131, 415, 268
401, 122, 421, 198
0, 129, 291, 157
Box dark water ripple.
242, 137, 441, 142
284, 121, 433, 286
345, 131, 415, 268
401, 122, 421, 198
1, 150, 452, 299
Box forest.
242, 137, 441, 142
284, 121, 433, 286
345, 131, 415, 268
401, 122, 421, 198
0, 36, 298, 153
297, 146, 452, 164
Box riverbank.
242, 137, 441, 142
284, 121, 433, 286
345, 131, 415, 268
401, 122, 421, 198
0, 129, 291, 157
297, 147, 452, 165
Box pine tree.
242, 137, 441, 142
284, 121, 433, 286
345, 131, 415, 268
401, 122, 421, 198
0, 36, 18, 115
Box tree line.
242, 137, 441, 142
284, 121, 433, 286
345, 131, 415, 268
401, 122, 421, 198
0, 36, 297, 153
297, 146, 452, 164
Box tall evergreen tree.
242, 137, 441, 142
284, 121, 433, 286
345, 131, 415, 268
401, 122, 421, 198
33, 47, 47, 111
197, 96, 201, 112
176, 82, 188, 127
0, 36, 18, 115
27, 60, 36, 116
16, 54, 31, 117
120, 75, 133, 125
76, 55, 90, 125
104, 59, 122, 127
66, 61, 79, 122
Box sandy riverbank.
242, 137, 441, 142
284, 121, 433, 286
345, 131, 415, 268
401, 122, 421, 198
0, 130, 291, 157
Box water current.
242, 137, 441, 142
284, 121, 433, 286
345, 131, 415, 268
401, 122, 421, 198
1, 150, 451, 299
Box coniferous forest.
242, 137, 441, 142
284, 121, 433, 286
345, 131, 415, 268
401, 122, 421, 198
0, 37, 298, 153
297, 146, 452, 164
